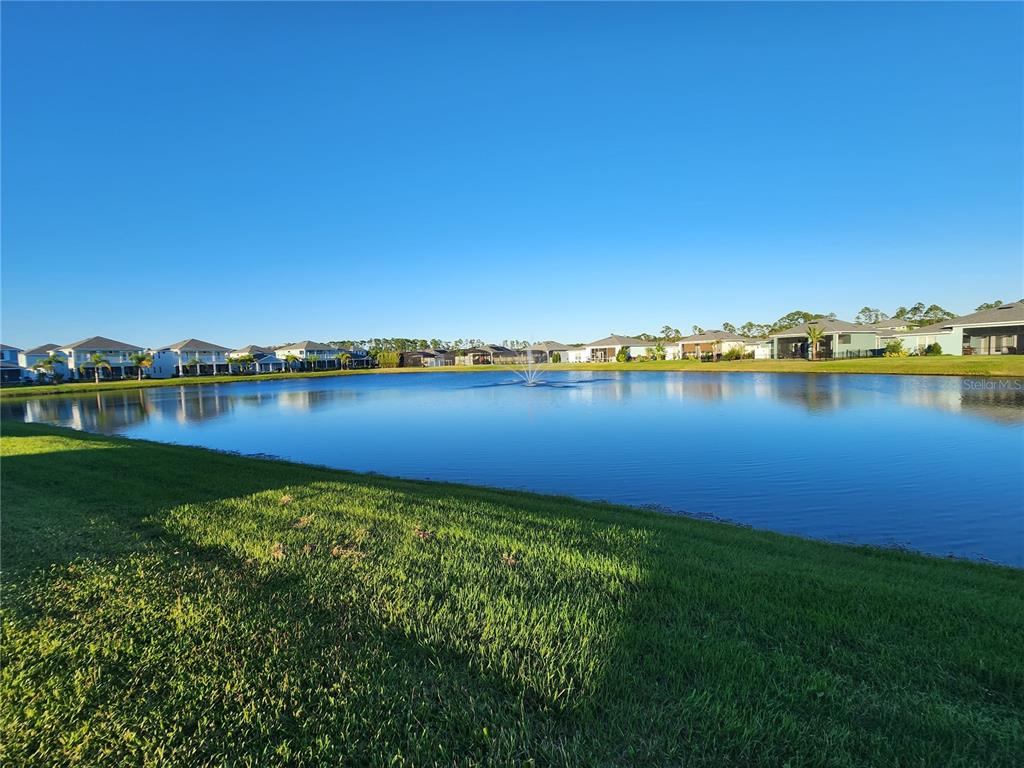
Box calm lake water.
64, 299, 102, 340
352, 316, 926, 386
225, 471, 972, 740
4, 371, 1023, 565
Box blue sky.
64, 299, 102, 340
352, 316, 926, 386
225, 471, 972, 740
2, 2, 1021, 348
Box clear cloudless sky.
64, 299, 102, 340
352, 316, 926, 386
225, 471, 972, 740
2, 1, 1022, 348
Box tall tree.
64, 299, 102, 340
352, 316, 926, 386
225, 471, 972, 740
80, 353, 112, 384
854, 307, 887, 324
722, 322, 736, 333
975, 300, 1004, 311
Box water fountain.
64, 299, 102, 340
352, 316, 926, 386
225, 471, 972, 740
513, 344, 545, 386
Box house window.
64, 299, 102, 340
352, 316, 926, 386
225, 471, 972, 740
838, 334, 851, 344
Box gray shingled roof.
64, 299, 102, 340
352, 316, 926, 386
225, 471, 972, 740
586, 335, 653, 347
274, 340, 339, 352
898, 302, 1024, 335
62, 336, 143, 351
679, 330, 746, 343
530, 341, 571, 352
769, 319, 875, 337
22, 343, 61, 355
231, 345, 272, 355
163, 338, 232, 352
0, 344, 22, 351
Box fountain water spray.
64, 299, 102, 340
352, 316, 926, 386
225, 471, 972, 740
513, 344, 545, 386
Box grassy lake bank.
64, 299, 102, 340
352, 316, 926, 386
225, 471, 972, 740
2, 354, 1023, 400
2, 423, 1021, 766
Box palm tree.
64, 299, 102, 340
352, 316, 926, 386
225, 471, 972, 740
233, 353, 255, 374
307, 354, 321, 371
284, 353, 300, 372
32, 352, 65, 381
128, 351, 153, 381
340, 352, 352, 370
183, 356, 203, 376
80, 352, 111, 383
806, 326, 826, 360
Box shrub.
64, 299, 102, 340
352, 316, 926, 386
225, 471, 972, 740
924, 342, 943, 356
615, 347, 630, 363
550, 352, 561, 364
722, 347, 745, 361
884, 339, 907, 358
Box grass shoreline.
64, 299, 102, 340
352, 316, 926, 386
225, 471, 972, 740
2, 423, 1022, 765
3, 354, 1023, 400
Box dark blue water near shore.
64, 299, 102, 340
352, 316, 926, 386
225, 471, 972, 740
4, 371, 1022, 565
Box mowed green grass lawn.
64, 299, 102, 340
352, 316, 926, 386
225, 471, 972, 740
2, 424, 1022, 766
2, 354, 1022, 400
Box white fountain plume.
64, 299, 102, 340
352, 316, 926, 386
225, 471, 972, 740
513, 343, 545, 386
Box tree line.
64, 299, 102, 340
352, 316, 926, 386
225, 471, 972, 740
327, 338, 536, 355
640, 298, 1013, 341
327, 298, 1017, 352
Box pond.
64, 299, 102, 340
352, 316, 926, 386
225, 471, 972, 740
4, 371, 1022, 566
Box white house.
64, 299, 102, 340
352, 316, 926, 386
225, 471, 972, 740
150, 338, 233, 378
583, 335, 660, 362
676, 330, 748, 359
893, 302, 1024, 356
273, 341, 344, 369
18, 344, 68, 379
744, 338, 772, 360
59, 336, 147, 380
560, 346, 588, 363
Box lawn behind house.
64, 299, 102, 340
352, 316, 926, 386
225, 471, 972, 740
2, 423, 1022, 766
2, 354, 1023, 400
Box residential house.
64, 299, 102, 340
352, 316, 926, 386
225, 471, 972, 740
770, 320, 880, 359
560, 345, 588, 363
744, 338, 772, 360
0, 344, 22, 365
583, 335, 657, 362
150, 338, 233, 378
273, 341, 345, 370
677, 330, 747, 359
254, 354, 288, 373
398, 349, 455, 367
528, 341, 572, 363
227, 345, 274, 373
866, 318, 913, 335
341, 348, 375, 369
0, 361, 25, 383
18, 344, 68, 379
894, 301, 1024, 355
456, 345, 519, 365
59, 336, 147, 380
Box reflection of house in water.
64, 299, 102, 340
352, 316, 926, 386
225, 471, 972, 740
18, 391, 152, 433
893, 378, 1024, 425
277, 389, 355, 412
161, 386, 237, 424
